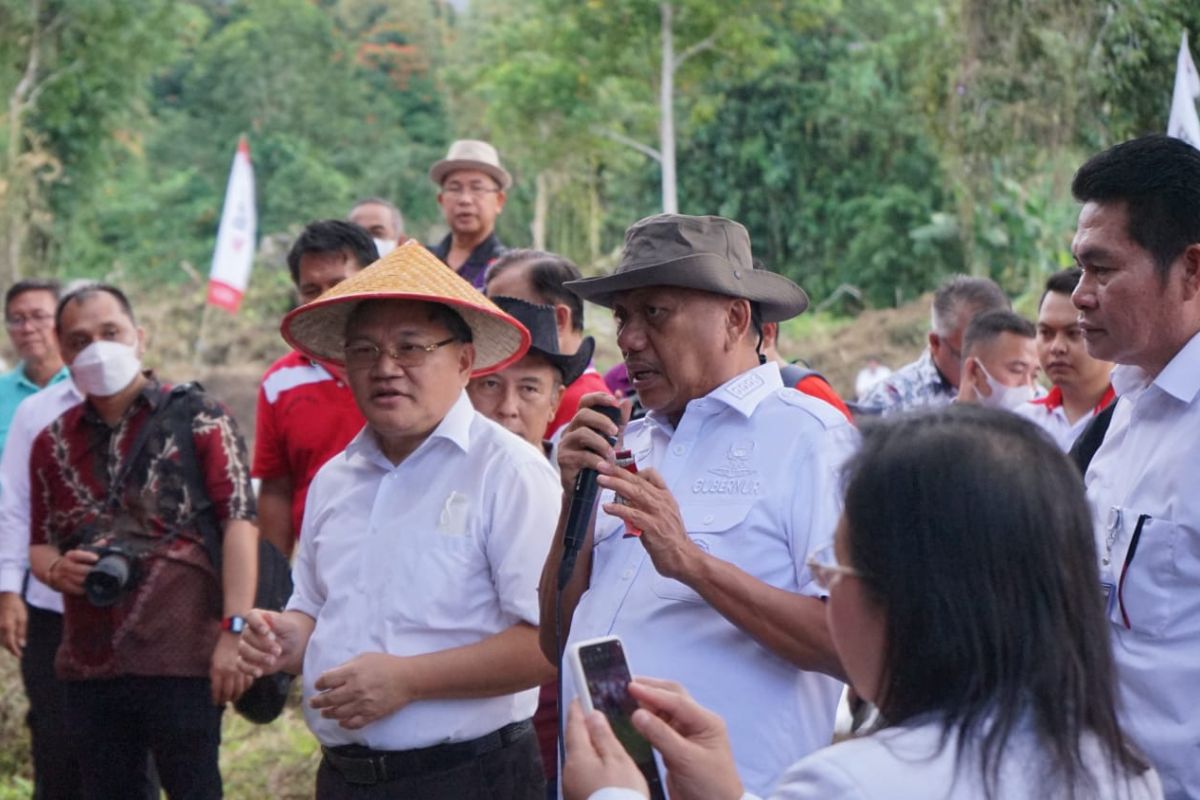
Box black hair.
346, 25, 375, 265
5, 278, 61, 311
1071, 134, 1200, 280
962, 309, 1035, 357
1039, 267, 1083, 309
842, 407, 1149, 798
931, 275, 1010, 335
485, 249, 585, 331
55, 282, 136, 332
286, 220, 379, 285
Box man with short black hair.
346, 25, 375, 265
0, 279, 68, 453
428, 140, 510, 287
348, 197, 406, 256
955, 309, 1038, 410
860, 275, 1009, 414
485, 250, 609, 436
254, 220, 377, 557
27, 282, 258, 799
1014, 268, 1114, 449
1070, 134, 1200, 800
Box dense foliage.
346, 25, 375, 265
1, 0, 1198, 306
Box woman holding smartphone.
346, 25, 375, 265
563, 406, 1162, 800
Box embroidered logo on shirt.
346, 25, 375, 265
438, 491, 471, 536
693, 440, 761, 495
725, 373, 764, 400
709, 440, 756, 478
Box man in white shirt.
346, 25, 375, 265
237, 242, 560, 799
543, 214, 856, 795
1071, 134, 1200, 800
0, 378, 84, 799
1015, 268, 1114, 450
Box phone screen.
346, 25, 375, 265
578, 639, 667, 800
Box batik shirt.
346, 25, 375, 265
857, 349, 955, 415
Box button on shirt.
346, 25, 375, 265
566, 363, 857, 795
1085, 331, 1200, 800
287, 391, 561, 750
1014, 384, 1116, 451
0, 364, 69, 460
0, 379, 83, 613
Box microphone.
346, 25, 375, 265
557, 404, 623, 590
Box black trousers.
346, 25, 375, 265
20, 605, 81, 800
64, 675, 223, 800
316, 723, 545, 800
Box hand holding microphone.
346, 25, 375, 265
557, 398, 625, 590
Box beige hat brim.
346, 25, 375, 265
281, 241, 530, 376
429, 159, 513, 191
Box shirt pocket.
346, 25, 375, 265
650, 501, 754, 605
1114, 514, 1180, 637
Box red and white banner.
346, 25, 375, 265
1168, 32, 1200, 148
206, 137, 257, 313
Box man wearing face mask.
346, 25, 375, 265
955, 310, 1040, 411
348, 197, 407, 257
26, 283, 258, 800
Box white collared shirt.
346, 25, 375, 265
566, 363, 857, 795
0, 379, 84, 613
288, 390, 561, 750
1085, 330, 1200, 800
1014, 384, 1115, 451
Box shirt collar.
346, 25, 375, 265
347, 389, 475, 467
917, 349, 954, 392
11, 363, 69, 392
644, 362, 783, 432
1110, 330, 1200, 403
1031, 383, 1116, 416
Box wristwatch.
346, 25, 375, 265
221, 615, 247, 634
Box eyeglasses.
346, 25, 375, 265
344, 337, 459, 369
806, 543, 862, 590
442, 183, 500, 199
5, 311, 53, 329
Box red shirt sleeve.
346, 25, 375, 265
251, 376, 286, 480
547, 371, 612, 437
194, 393, 256, 524
795, 375, 855, 424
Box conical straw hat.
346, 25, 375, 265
281, 240, 530, 376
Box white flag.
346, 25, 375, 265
1168, 32, 1200, 147
206, 137, 257, 313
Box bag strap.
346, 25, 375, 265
105, 383, 186, 510
161, 384, 225, 572
780, 362, 828, 388
1068, 401, 1117, 475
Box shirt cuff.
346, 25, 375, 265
0, 565, 25, 595
588, 790, 648, 800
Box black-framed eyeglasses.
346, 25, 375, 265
344, 337, 458, 369
5, 311, 54, 329
442, 184, 501, 198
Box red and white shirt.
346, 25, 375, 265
1015, 384, 1115, 452
253, 351, 364, 537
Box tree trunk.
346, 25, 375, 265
3, 0, 44, 283
531, 170, 548, 250
659, 1, 677, 214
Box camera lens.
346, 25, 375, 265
84, 553, 133, 607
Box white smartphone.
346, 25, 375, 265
567, 636, 667, 800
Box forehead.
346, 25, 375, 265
349, 203, 391, 224
1038, 291, 1077, 324
442, 168, 496, 187
299, 250, 356, 278
981, 331, 1036, 362
60, 292, 132, 329
7, 289, 56, 311
346, 300, 450, 337
1072, 201, 1137, 254
612, 285, 723, 310
486, 263, 536, 298
500, 353, 559, 382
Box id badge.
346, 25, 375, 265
1101, 581, 1116, 616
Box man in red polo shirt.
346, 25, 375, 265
253, 220, 377, 557
484, 249, 610, 438
1015, 267, 1114, 450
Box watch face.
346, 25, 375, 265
225, 616, 247, 634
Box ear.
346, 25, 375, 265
966, 357, 991, 397
726, 299, 752, 349
548, 383, 565, 424
1180, 242, 1200, 302
135, 326, 148, 359
928, 331, 940, 354
458, 343, 476, 382
495, 190, 507, 213
553, 303, 572, 339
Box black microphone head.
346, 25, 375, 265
595, 404, 622, 427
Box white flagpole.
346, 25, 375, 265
1168, 32, 1200, 147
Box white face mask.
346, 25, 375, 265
70, 340, 142, 397
373, 238, 397, 257
977, 363, 1035, 412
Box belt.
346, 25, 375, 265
321, 719, 533, 785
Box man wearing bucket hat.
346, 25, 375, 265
468, 296, 595, 454
429, 139, 511, 289
541, 214, 857, 795
237, 241, 560, 799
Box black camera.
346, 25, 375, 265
81, 543, 141, 608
